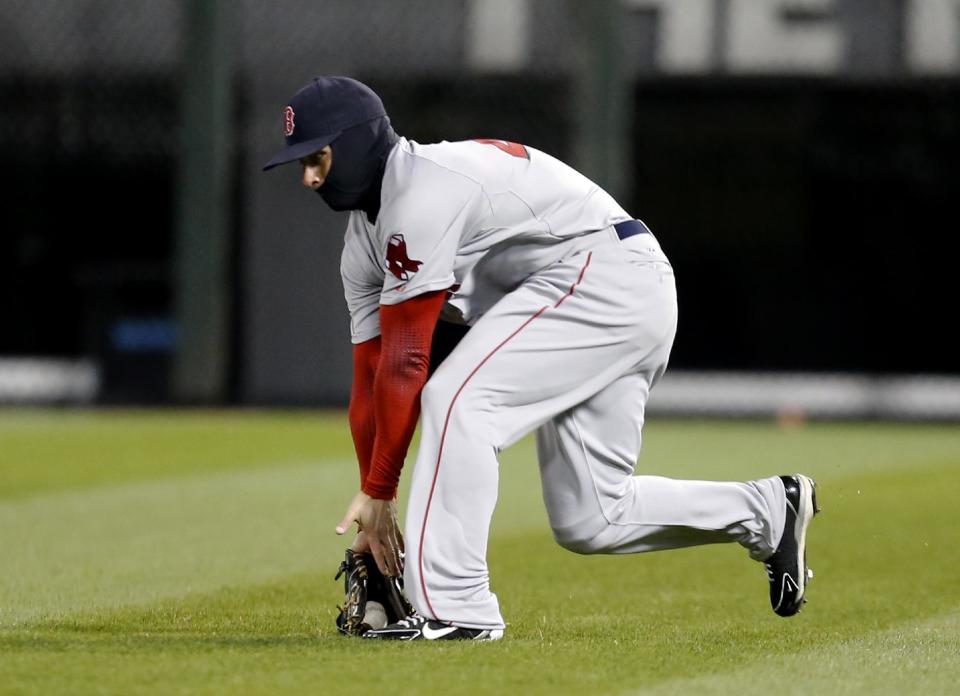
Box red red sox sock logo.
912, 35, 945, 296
385, 234, 423, 281
283, 106, 295, 137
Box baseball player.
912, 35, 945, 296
263, 76, 819, 641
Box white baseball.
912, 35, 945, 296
363, 600, 388, 630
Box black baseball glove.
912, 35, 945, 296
334, 549, 414, 636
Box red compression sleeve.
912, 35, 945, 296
348, 336, 381, 487
362, 290, 447, 500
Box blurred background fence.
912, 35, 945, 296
2, 0, 958, 418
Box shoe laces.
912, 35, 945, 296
395, 612, 425, 629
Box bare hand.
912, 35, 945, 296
336, 491, 404, 577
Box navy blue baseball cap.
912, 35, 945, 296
262, 76, 387, 171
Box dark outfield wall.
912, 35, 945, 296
625, 78, 959, 374
3, 76, 957, 402
245, 76, 957, 405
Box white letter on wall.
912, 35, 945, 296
466, 0, 530, 72
906, 0, 960, 74
725, 0, 844, 74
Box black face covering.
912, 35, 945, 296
318, 115, 399, 223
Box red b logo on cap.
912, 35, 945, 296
283, 106, 295, 137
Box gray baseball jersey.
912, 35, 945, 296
338, 137, 788, 630
340, 137, 631, 342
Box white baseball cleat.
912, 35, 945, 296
362, 613, 504, 641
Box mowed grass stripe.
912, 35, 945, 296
627, 609, 960, 696
2, 413, 959, 695
3, 461, 957, 695
0, 459, 356, 624
0, 410, 356, 500
0, 438, 539, 626
2, 543, 957, 696
631, 420, 960, 482
3, 416, 957, 626
4, 412, 959, 501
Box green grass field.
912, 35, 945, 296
2, 410, 959, 695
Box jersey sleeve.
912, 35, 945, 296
341, 212, 384, 344
362, 291, 447, 500
378, 161, 480, 306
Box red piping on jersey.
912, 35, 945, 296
554, 252, 592, 308
417, 251, 593, 622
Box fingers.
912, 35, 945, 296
385, 504, 404, 574
389, 525, 405, 572
383, 530, 402, 577
367, 535, 397, 577
369, 523, 403, 577
335, 491, 366, 535
335, 510, 354, 535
